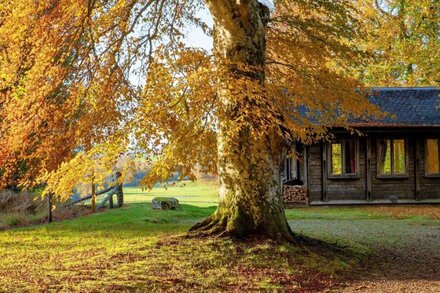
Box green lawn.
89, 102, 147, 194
0, 180, 438, 291
122, 179, 219, 207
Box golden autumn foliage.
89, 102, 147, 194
0, 0, 200, 192
356, 0, 440, 86
0, 0, 412, 208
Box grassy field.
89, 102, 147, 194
122, 180, 219, 207
0, 180, 219, 229
0, 180, 439, 291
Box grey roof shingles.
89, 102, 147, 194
359, 87, 440, 127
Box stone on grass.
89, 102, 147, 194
151, 197, 180, 210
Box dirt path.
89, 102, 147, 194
289, 219, 440, 292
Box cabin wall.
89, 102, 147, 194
419, 139, 440, 199
370, 137, 415, 200
307, 145, 323, 202
326, 137, 367, 201
304, 130, 440, 204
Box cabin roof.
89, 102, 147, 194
356, 87, 440, 127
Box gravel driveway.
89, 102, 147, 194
289, 219, 440, 292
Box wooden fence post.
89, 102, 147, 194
115, 172, 123, 207
109, 193, 114, 209
47, 193, 53, 223
91, 179, 96, 212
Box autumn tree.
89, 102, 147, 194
356, 0, 440, 86
0, 0, 378, 241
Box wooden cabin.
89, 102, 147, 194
283, 87, 440, 205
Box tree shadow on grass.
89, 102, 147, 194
10, 204, 439, 291
154, 231, 365, 291
4, 204, 439, 288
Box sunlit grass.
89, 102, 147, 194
1, 180, 438, 291
0, 179, 361, 291
0, 203, 355, 292
122, 179, 219, 206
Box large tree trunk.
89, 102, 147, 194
191, 0, 294, 241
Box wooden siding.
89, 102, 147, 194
419, 137, 440, 199
304, 130, 440, 203
370, 136, 415, 200
307, 145, 323, 202
326, 137, 367, 201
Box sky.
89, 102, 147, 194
184, 8, 213, 51
183, 1, 274, 51
130, 1, 276, 85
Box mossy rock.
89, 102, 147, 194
151, 197, 180, 210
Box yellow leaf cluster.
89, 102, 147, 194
0, 0, 398, 200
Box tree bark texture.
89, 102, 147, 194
191, 0, 294, 241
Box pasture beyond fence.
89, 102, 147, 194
46, 174, 124, 223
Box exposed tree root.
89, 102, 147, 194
188, 216, 228, 238
189, 218, 357, 264
188, 214, 296, 243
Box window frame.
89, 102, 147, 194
327, 138, 360, 179
424, 138, 440, 178
282, 145, 299, 183
283, 156, 293, 182
376, 138, 409, 179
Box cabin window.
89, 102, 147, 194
378, 139, 407, 176
284, 157, 293, 182
283, 156, 298, 182
331, 143, 342, 175
426, 139, 440, 175
329, 139, 358, 177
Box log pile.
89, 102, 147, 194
283, 185, 307, 205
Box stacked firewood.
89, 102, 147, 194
283, 185, 307, 205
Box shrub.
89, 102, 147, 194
0, 190, 43, 214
